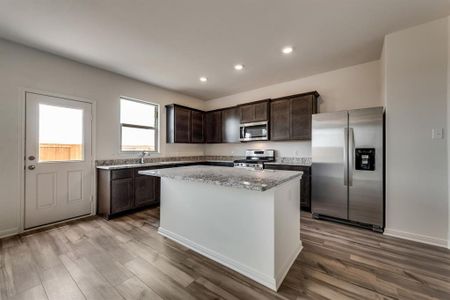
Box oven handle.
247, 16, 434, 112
240, 121, 268, 127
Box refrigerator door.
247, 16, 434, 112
312, 111, 348, 219
348, 107, 384, 227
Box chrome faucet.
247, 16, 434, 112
139, 151, 149, 164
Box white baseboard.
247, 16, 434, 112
275, 242, 303, 290
0, 227, 19, 239
384, 228, 448, 248
159, 227, 298, 291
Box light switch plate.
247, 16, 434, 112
432, 128, 444, 139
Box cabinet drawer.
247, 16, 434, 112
111, 169, 133, 180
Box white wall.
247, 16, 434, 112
448, 18, 450, 248
204, 61, 382, 157
0, 39, 205, 237
384, 17, 449, 247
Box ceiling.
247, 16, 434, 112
0, 1, 449, 100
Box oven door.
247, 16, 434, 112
240, 121, 269, 141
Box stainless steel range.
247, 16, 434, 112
233, 149, 275, 170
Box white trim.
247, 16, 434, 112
18, 88, 97, 235
159, 226, 301, 291
384, 228, 448, 248
0, 227, 20, 239
23, 214, 92, 233
274, 242, 303, 290
118, 96, 161, 155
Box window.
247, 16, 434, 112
120, 97, 159, 152
39, 104, 84, 162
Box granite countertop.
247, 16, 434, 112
139, 165, 302, 192
96, 160, 233, 170
264, 157, 312, 167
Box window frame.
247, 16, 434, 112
119, 96, 160, 153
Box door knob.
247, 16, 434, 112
28, 165, 36, 170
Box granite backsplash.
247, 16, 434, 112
96, 156, 311, 166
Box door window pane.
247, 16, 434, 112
121, 127, 155, 151
39, 104, 83, 162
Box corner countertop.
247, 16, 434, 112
96, 160, 233, 170
138, 165, 302, 192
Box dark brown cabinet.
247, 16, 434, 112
290, 95, 316, 140
221, 107, 240, 143
134, 173, 157, 208
264, 164, 311, 211
239, 100, 269, 123
98, 167, 160, 219
270, 92, 318, 141
111, 178, 134, 214
166, 104, 203, 144
270, 99, 291, 140
166, 91, 318, 144
205, 110, 222, 143
191, 110, 204, 143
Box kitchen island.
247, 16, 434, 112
139, 165, 303, 291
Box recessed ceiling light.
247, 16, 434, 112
282, 46, 293, 54
199, 76, 208, 82
234, 64, 244, 71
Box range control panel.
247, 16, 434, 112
355, 148, 375, 171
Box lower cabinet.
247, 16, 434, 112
264, 164, 311, 211
134, 174, 157, 208
98, 167, 160, 219
111, 178, 134, 214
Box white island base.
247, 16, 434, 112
158, 177, 302, 291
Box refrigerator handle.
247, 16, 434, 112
349, 127, 354, 186
344, 128, 348, 186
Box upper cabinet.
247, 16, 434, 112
270, 99, 291, 140
270, 92, 319, 141
190, 110, 204, 143
239, 100, 270, 123
166, 91, 318, 144
166, 104, 203, 143
205, 110, 222, 143
221, 107, 240, 143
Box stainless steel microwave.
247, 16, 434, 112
239, 121, 269, 142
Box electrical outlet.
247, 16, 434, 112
432, 128, 444, 140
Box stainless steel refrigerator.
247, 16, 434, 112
311, 107, 384, 232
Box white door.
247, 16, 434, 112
25, 92, 93, 229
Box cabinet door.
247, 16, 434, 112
155, 177, 161, 202
300, 174, 311, 211
191, 110, 204, 143
222, 107, 240, 143
174, 106, 191, 143
290, 95, 313, 140
134, 176, 157, 208
111, 178, 134, 214
254, 101, 268, 122
205, 111, 222, 143
270, 99, 290, 140
240, 104, 254, 123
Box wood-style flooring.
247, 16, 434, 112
0, 208, 449, 300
